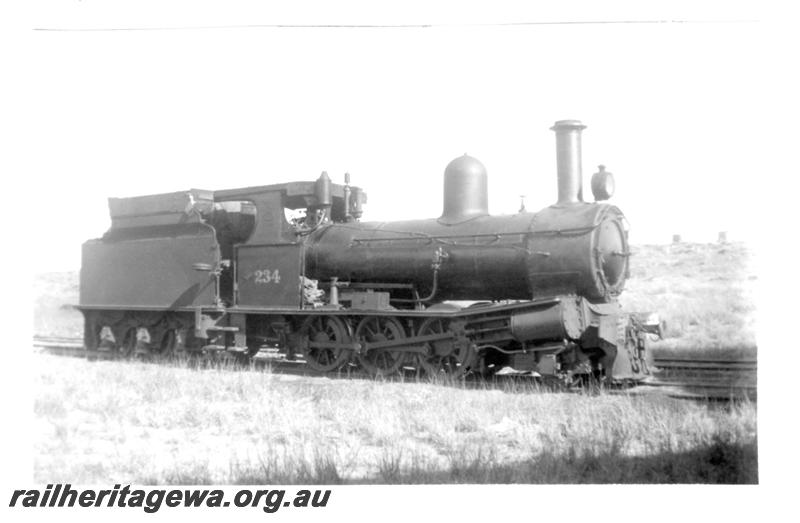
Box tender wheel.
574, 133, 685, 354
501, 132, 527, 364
84, 319, 107, 361
300, 316, 352, 372
119, 326, 138, 358
355, 316, 407, 377
417, 317, 472, 377
84, 312, 123, 356
154, 328, 178, 358
84, 321, 104, 351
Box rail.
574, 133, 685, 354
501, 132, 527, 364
645, 356, 757, 400
653, 357, 757, 372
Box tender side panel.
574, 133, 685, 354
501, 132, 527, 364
80, 228, 219, 309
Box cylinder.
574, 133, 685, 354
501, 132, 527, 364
551, 120, 587, 205
440, 154, 489, 225
510, 301, 582, 342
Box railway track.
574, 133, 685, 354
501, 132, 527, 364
33, 336, 86, 357
32, 336, 414, 381
33, 336, 326, 373
33, 336, 757, 400
642, 357, 757, 400
652, 357, 757, 372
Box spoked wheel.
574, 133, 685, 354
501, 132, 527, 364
300, 316, 352, 372
417, 317, 473, 378
355, 316, 407, 377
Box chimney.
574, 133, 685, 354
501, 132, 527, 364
551, 120, 587, 205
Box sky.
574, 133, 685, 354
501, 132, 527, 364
6, 1, 766, 272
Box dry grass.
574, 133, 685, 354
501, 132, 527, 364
33, 354, 757, 484
34, 271, 82, 339
622, 242, 756, 359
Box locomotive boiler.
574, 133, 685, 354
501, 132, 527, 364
78, 120, 651, 382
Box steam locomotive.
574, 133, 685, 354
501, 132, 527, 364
78, 120, 653, 382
